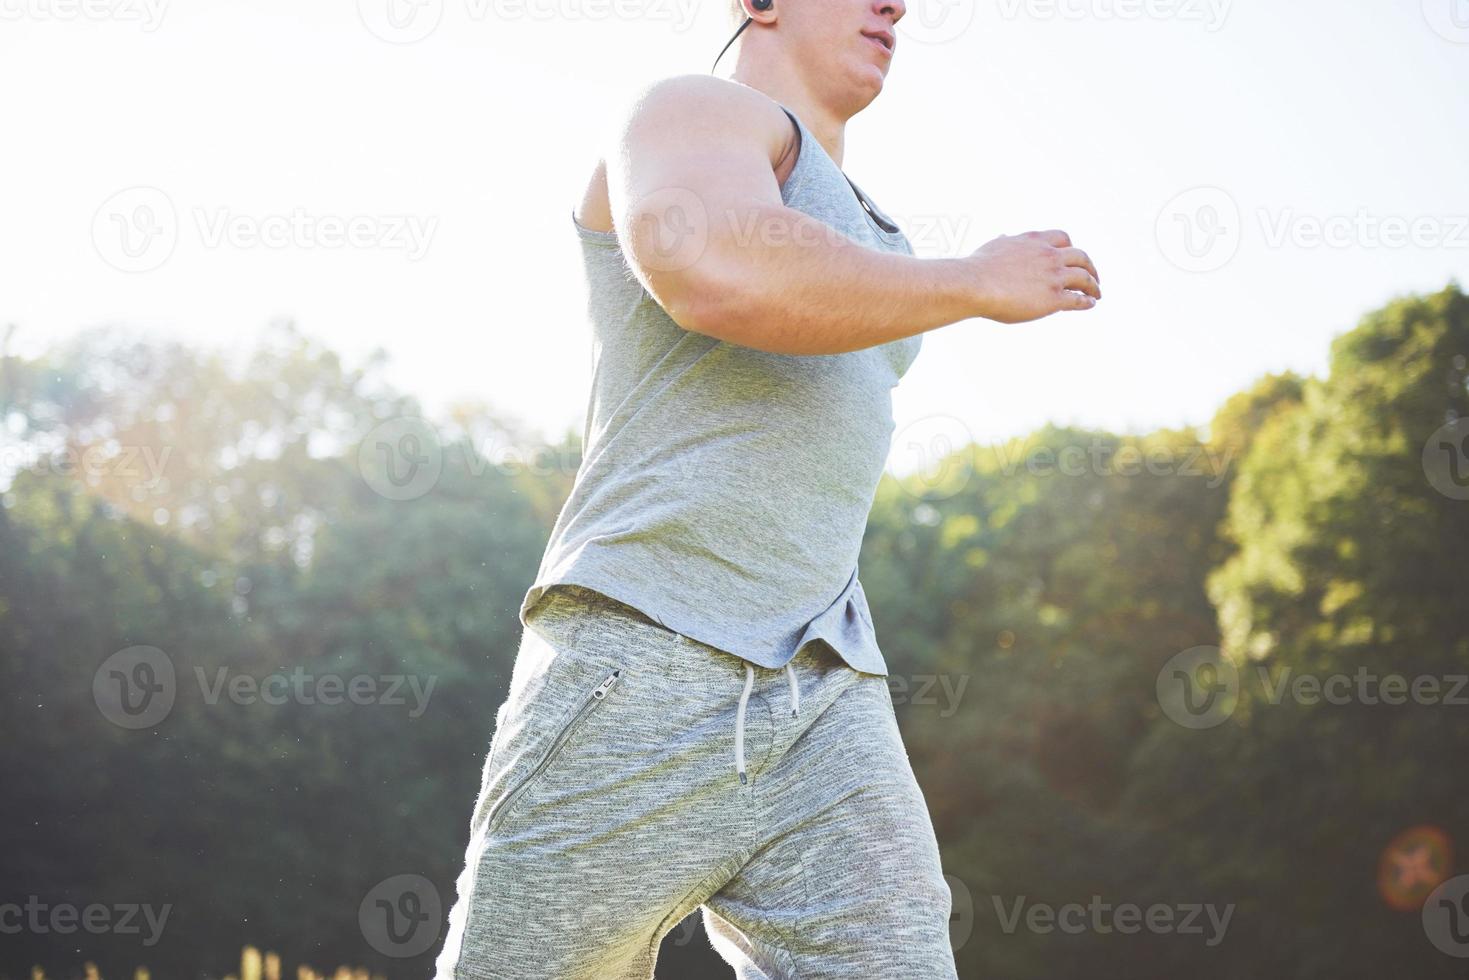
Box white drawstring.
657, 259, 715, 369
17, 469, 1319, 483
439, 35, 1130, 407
734, 662, 802, 785
735, 664, 755, 785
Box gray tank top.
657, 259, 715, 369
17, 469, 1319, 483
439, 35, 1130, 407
520, 100, 922, 674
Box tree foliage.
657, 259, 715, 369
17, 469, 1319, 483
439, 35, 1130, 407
2, 285, 1466, 979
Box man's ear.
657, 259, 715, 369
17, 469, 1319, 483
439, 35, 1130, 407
744, 0, 778, 27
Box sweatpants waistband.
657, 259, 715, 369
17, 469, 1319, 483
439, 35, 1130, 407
528, 583, 807, 784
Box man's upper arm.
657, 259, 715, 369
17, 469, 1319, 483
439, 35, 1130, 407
606, 75, 793, 335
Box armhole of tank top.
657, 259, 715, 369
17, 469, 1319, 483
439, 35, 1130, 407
575, 106, 803, 247
776, 105, 906, 247
777, 107, 805, 202
571, 209, 619, 248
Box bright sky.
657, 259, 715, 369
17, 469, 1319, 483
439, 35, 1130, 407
3, 0, 1467, 468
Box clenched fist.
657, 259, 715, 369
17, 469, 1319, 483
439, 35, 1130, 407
964, 230, 1102, 324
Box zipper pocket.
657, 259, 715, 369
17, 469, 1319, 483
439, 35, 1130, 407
483, 668, 621, 838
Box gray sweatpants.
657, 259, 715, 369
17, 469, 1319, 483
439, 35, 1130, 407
434, 584, 957, 979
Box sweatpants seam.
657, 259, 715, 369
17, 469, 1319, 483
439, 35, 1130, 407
780, 856, 808, 980
649, 853, 751, 964
754, 693, 777, 780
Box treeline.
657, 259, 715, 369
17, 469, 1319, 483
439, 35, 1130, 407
0, 283, 1466, 979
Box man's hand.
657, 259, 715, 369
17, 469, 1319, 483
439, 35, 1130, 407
964, 230, 1102, 324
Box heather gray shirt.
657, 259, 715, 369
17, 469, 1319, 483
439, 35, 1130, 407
520, 101, 923, 674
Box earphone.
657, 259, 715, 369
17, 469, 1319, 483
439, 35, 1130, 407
711, 0, 771, 74
707, 0, 903, 235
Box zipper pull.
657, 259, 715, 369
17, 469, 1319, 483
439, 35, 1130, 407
592, 670, 621, 700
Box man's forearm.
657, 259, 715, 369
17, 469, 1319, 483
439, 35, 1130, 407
670, 203, 979, 356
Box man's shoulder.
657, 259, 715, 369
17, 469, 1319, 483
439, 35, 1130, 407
615, 74, 791, 146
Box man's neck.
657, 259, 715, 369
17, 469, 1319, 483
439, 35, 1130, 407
729, 63, 847, 169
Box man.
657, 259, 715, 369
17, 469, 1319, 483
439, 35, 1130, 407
434, 0, 1101, 976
